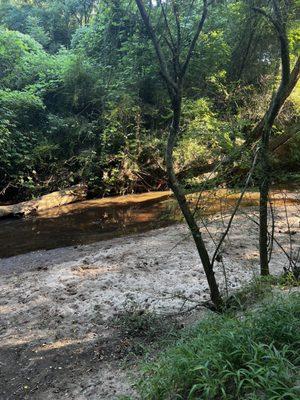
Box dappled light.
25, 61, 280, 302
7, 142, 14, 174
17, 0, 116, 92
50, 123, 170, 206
0, 0, 299, 398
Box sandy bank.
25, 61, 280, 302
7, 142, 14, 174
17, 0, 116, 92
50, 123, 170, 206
0, 203, 299, 399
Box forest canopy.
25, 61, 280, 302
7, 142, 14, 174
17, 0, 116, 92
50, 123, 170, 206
0, 0, 299, 202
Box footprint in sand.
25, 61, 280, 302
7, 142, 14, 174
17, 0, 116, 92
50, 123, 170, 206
65, 283, 78, 296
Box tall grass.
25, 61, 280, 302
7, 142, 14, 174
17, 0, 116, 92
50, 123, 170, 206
137, 293, 300, 399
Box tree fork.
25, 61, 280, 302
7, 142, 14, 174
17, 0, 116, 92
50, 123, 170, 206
135, 0, 223, 310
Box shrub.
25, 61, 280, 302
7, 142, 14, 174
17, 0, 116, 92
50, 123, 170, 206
115, 301, 178, 342
138, 293, 300, 400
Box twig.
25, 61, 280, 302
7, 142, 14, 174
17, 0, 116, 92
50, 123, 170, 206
268, 195, 275, 263
239, 208, 297, 269
211, 147, 260, 267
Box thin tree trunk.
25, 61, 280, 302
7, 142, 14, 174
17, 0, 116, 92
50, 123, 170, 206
259, 128, 271, 275
135, 0, 223, 311
255, 0, 299, 276
166, 92, 223, 310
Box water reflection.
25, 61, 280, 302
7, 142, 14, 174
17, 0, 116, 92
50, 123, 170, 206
0, 195, 178, 259
0, 189, 298, 259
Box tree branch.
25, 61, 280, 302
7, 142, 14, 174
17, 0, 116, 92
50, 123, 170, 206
180, 0, 208, 78
252, 7, 279, 31
211, 147, 260, 267
254, 1, 290, 83
246, 0, 298, 145
158, 0, 177, 53
135, 0, 177, 91
171, 0, 181, 51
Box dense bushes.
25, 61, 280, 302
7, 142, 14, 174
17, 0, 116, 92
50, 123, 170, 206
0, 1, 299, 202
138, 293, 300, 399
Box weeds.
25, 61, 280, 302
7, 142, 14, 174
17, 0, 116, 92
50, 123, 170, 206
137, 293, 300, 400
114, 301, 179, 342
279, 271, 300, 287
225, 276, 278, 311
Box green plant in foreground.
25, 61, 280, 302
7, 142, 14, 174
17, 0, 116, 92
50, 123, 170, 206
279, 271, 300, 287
225, 276, 278, 311
137, 293, 300, 400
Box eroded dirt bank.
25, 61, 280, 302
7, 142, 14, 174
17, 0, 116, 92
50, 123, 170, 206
0, 203, 299, 399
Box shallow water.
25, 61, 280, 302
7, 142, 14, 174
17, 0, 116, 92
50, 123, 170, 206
0, 189, 298, 259
0, 192, 177, 258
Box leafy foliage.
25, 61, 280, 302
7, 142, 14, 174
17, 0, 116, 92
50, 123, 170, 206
138, 293, 300, 399
0, 0, 298, 201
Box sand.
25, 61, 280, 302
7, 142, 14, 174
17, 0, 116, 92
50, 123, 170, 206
0, 203, 299, 399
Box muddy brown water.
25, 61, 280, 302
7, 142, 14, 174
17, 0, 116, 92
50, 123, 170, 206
0, 192, 177, 258
0, 189, 298, 259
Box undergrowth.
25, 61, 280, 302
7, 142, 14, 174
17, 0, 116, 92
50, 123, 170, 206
224, 276, 277, 311
114, 300, 179, 342
113, 301, 181, 360
226, 274, 299, 311
137, 293, 300, 399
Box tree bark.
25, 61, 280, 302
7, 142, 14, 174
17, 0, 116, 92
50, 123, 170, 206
255, 0, 299, 276
135, 0, 223, 310
167, 92, 223, 310
259, 128, 271, 275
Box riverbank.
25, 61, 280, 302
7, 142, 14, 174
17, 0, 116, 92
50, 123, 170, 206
0, 202, 299, 399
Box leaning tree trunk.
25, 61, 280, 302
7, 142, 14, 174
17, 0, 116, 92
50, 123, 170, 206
135, 0, 223, 311
166, 92, 223, 310
254, 0, 300, 276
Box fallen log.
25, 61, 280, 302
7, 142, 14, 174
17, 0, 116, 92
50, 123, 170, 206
0, 184, 87, 218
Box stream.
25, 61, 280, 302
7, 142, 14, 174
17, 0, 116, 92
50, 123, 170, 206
0, 192, 178, 258
0, 188, 298, 259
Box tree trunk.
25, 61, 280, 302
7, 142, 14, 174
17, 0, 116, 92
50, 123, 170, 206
166, 92, 223, 310
134, 0, 222, 310
259, 128, 271, 275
